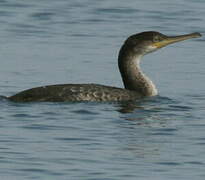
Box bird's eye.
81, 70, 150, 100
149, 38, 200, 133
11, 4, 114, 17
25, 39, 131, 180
153, 36, 160, 42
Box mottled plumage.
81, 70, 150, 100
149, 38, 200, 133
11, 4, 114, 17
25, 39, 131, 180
9, 84, 142, 102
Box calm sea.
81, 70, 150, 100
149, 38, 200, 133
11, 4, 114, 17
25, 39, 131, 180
0, 0, 205, 179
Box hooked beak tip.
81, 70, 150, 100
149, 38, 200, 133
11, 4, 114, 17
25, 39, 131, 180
190, 32, 202, 38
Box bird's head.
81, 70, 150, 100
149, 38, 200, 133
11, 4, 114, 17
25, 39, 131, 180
122, 31, 201, 55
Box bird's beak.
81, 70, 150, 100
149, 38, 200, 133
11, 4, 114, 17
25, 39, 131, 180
153, 32, 202, 48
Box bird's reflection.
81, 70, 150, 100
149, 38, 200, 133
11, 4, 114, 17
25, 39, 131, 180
116, 96, 159, 114
116, 96, 176, 114
114, 96, 179, 128
117, 100, 144, 113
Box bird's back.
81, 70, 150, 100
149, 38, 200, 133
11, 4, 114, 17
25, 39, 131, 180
8, 84, 142, 102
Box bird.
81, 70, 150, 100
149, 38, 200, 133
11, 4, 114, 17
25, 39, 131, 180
7, 31, 201, 102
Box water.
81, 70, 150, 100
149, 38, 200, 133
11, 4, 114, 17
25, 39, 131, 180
0, 0, 205, 179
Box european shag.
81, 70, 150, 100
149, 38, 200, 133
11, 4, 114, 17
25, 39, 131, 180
7, 31, 201, 102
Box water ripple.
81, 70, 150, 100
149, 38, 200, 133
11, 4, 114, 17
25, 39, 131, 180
156, 162, 182, 166
21, 124, 67, 130
30, 12, 56, 21
71, 109, 100, 115
0, 0, 204, 180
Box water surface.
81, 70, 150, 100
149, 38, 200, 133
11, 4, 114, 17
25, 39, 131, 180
0, 0, 205, 179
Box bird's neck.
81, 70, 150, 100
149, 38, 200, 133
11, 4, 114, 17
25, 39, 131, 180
118, 53, 158, 97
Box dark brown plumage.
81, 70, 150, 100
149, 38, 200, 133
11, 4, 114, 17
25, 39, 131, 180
8, 31, 201, 102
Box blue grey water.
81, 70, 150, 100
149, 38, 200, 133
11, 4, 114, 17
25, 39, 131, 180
0, 0, 204, 179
